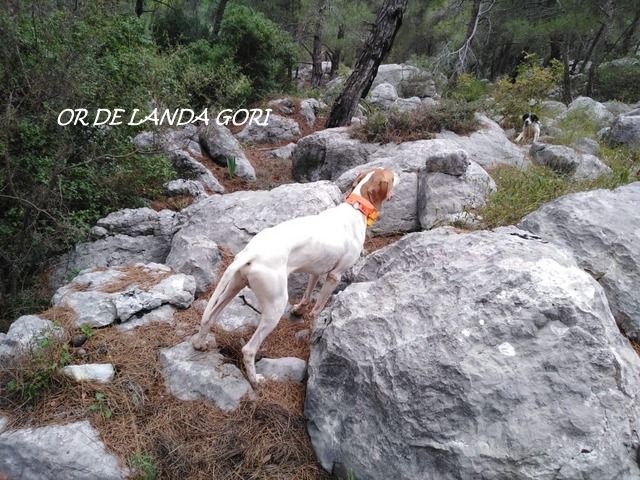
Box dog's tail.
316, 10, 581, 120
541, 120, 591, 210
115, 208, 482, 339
201, 254, 251, 319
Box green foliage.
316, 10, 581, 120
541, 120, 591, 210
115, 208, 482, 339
352, 100, 482, 144
88, 392, 113, 420
129, 453, 157, 480
449, 74, 488, 102
218, 5, 297, 96
479, 146, 639, 228
595, 60, 640, 103
79, 324, 94, 339
551, 108, 599, 145
493, 56, 563, 127
1, 328, 71, 405
226, 156, 237, 179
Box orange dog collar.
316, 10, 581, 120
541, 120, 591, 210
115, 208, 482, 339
345, 193, 379, 226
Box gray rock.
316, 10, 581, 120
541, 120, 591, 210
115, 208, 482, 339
393, 97, 423, 113
116, 304, 176, 332
52, 263, 196, 328
267, 97, 295, 115
170, 149, 224, 193
540, 100, 568, 118
0, 417, 7, 433
292, 127, 379, 182
436, 114, 527, 169
62, 364, 115, 383
308, 227, 640, 480
216, 288, 261, 332
519, 182, 640, 339
603, 100, 633, 117
163, 179, 209, 200
418, 161, 496, 229
0, 421, 126, 480
165, 233, 221, 294
159, 340, 253, 411
256, 357, 306, 382
198, 123, 256, 180
559, 96, 614, 130
369, 82, 399, 109
424, 149, 470, 176
172, 181, 342, 255
269, 142, 297, 160
372, 64, 437, 98
235, 114, 300, 144
572, 137, 600, 155
608, 114, 640, 151
529, 143, 611, 180
0, 315, 64, 359
300, 98, 324, 126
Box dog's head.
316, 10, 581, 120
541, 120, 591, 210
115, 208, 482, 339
522, 113, 539, 127
349, 168, 398, 210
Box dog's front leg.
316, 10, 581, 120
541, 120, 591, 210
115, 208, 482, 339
309, 271, 341, 321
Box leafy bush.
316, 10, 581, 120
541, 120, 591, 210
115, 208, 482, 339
594, 60, 640, 103
449, 74, 488, 102
218, 5, 297, 96
352, 100, 481, 143
493, 55, 563, 128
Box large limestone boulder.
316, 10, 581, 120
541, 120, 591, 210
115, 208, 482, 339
608, 111, 640, 152
52, 263, 196, 328
198, 123, 256, 180
291, 127, 380, 182
307, 227, 640, 480
165, 233, 221, 295
529, 143, 611, 180
372, 64, 437, 98
235, 114, 300, 144
300, 98, 325, 126
0, 421, 126, 480
519, 182, 640, 339
418, 160, 496, 229
436, 114, 527, 169
558, 96, 614, 130
51, 208, 182, 289
159, 341, 253, 411
369, 82, 422, 112
0, 315, 64, 359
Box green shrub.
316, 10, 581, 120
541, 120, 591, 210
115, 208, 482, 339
551, 108, 599, 145
493, 55, 563, 128
449, 73, 488, 102
218, 5, 297, 96
595, 60, 640, 103
352, 100, 482, 144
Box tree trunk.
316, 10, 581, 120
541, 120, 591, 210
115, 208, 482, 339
212, 0, 229, 39
561, 36, 572, 104
578, 23, 605, 74
311, 0, 329, 87
453, 0, 482, 77
135, 0, 144, 17
620, 9, 640, 55
325, 0, 409, 127
329, 23, 345, 78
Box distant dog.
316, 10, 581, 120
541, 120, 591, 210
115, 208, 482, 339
515, 113, 540, 144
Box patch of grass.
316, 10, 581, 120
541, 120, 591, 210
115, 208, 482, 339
479, 146, 640, 228
129, 453, 157, 480
551, 108, 599, 145
351, 100, 482, 144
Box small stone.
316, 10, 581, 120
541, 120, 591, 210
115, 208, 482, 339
62, 364, 115, 383
256, 357, 307, 382
71, 334, 87, 348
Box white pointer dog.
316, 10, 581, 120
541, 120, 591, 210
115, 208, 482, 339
515, 112, 540, 144
192, 167, 398, 384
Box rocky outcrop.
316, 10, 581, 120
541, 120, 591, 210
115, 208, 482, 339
369, 82, 422, 113
0, 421, 126, 480
306, 227, 640, 480
235, 114, 300, 144
164, 179, 209, 200
159, 340, 253, 411
558, 96, 614, 130
165, 233, 221, 295
0, 315, 64, 359
52, 207, 182, 289
371, 64, 437, 98
418, 160, 496, 229
198, 123, 256, 180
519, 182, 640, 339
436, 114, 527, 169
52, 263, 195, 328
608, 110, 640, 152
300, 98, 325, 126
291, 127, 380, 182
529, 143, 611, 180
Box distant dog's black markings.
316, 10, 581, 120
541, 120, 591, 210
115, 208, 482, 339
515, 112, 540, 144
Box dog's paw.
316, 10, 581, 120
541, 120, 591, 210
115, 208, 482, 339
191, 334, 215, 351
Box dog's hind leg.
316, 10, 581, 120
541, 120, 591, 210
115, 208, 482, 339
242, 266, 288, 385
290, 273, 319, 316
192, 265, 247, 351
